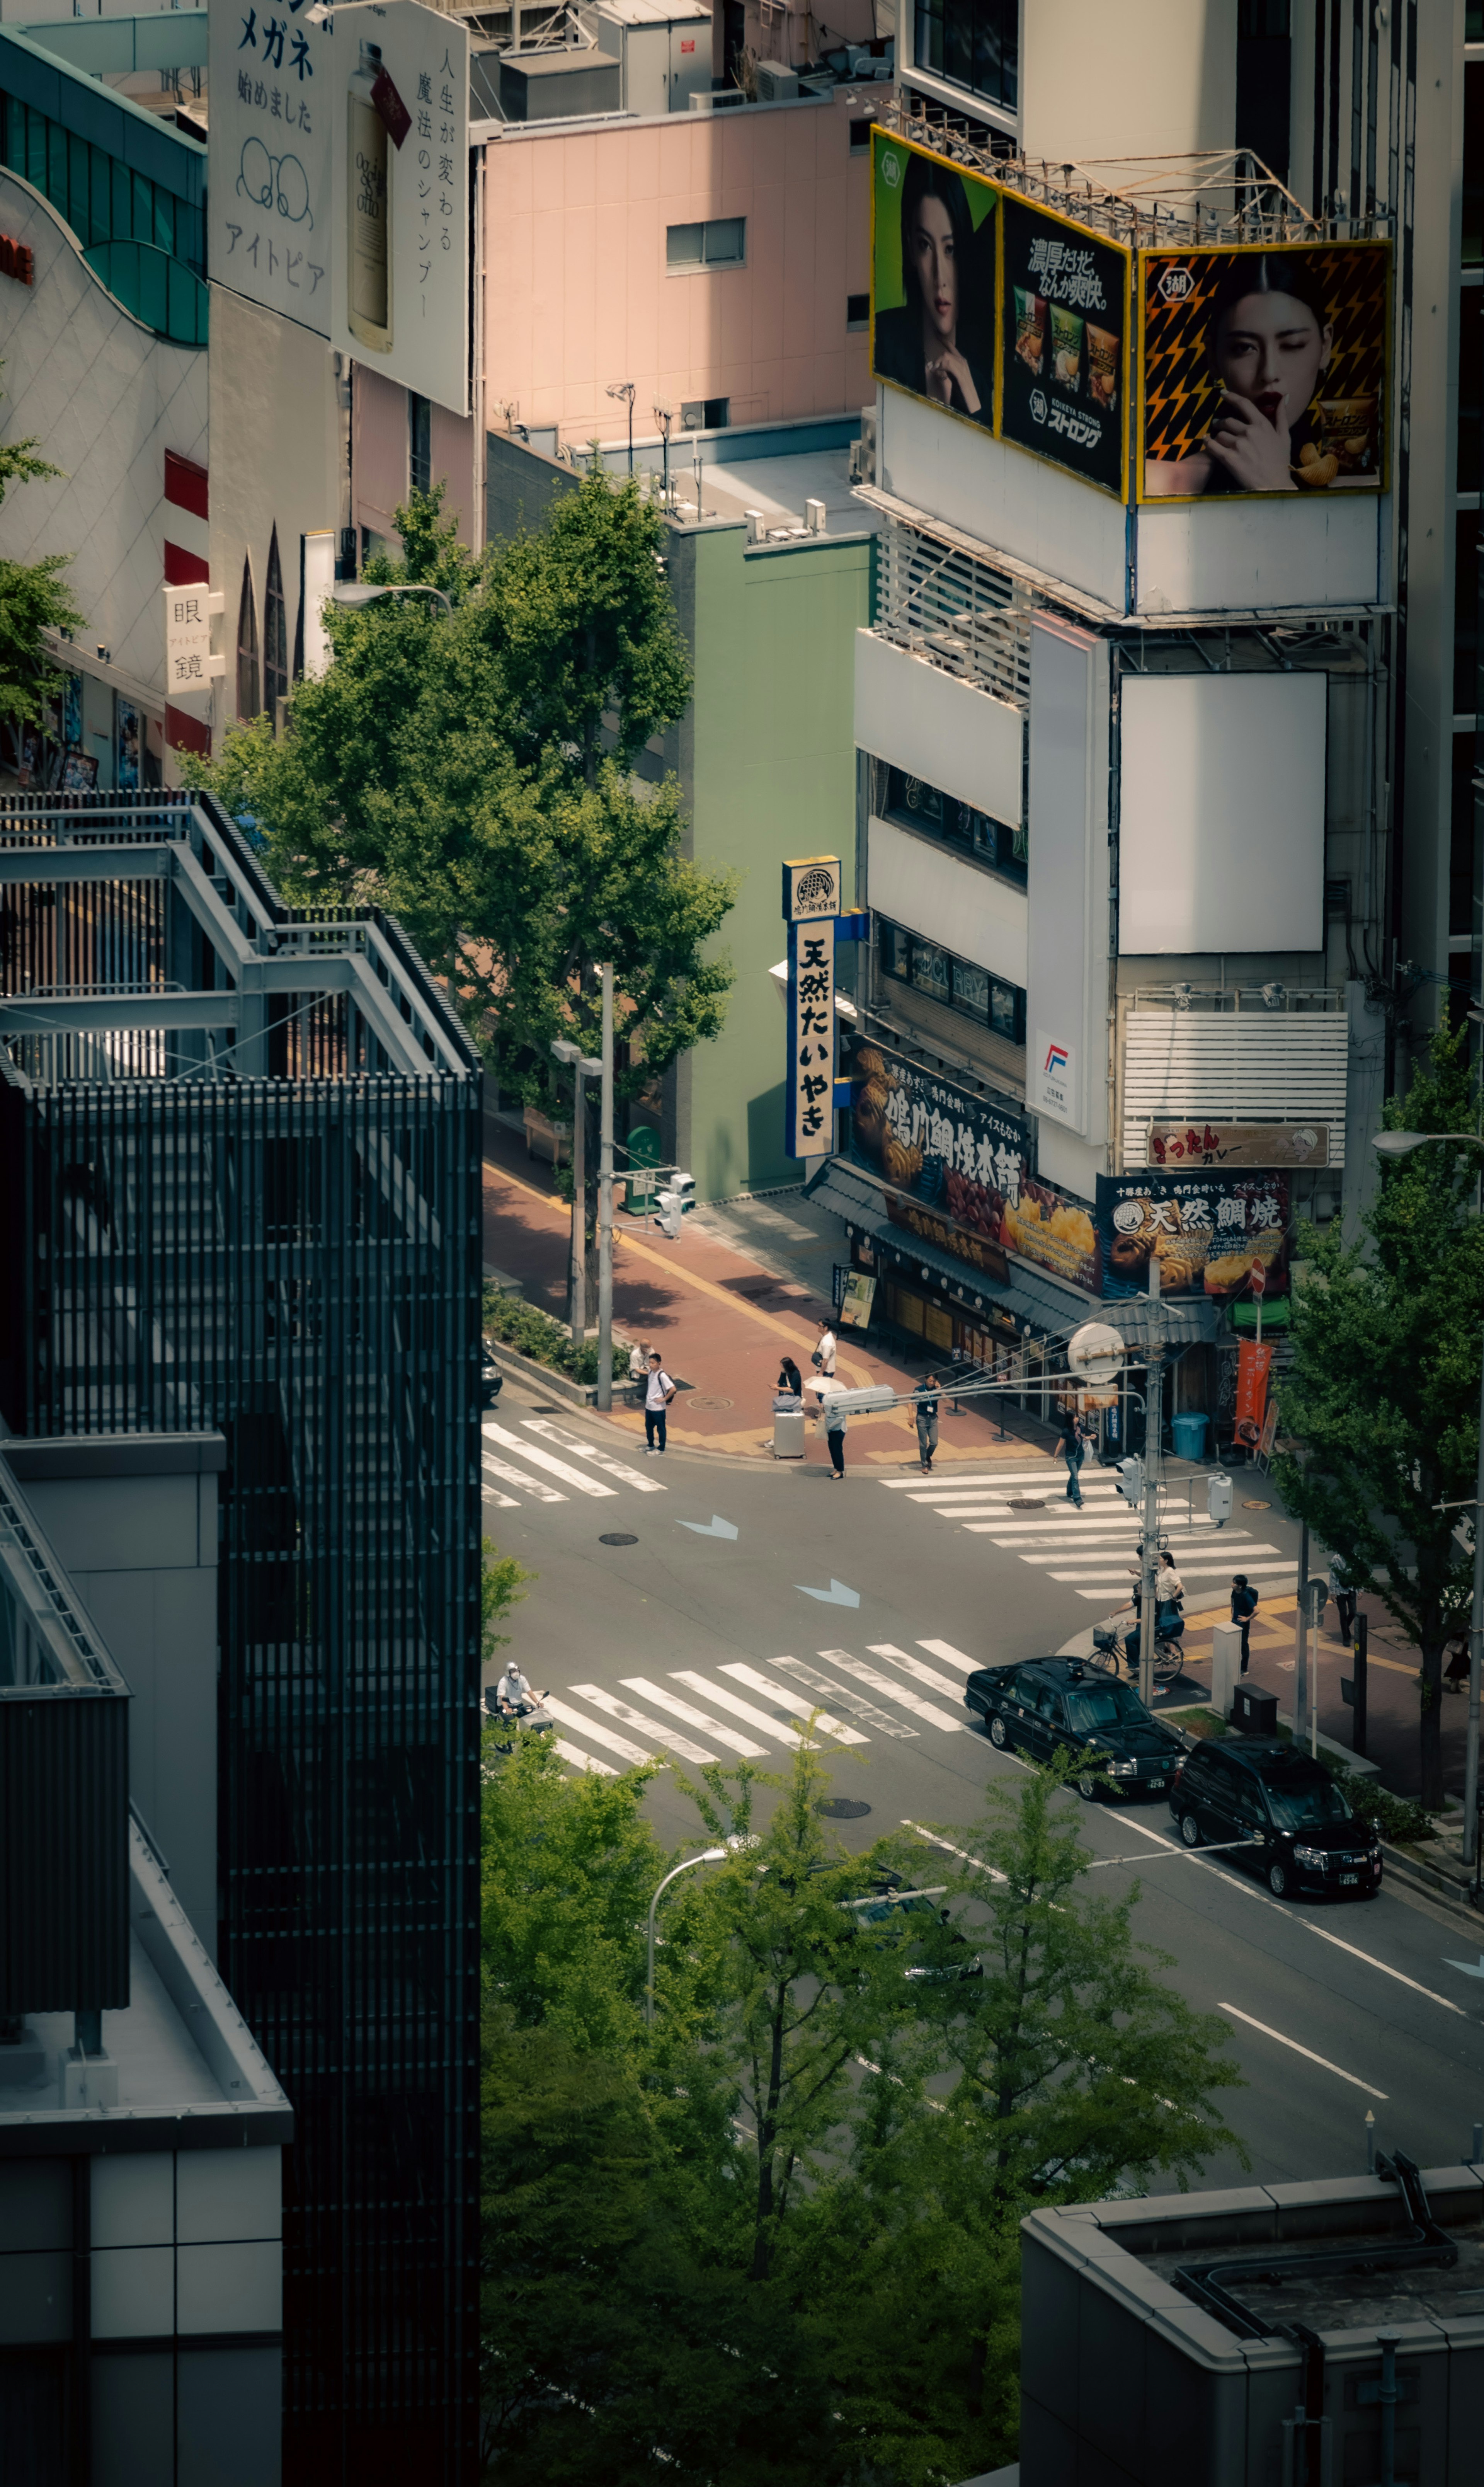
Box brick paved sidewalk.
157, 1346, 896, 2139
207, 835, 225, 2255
482, 1117, 1057, 1470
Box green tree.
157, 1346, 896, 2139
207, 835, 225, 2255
0, 360, 83, 764
480, 1536, 533, 1668
1274, 1015, 1484, 1807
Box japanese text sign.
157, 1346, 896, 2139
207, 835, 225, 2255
210, 0, 335, 335
1146, 1119, 1330, 1169
1095, 1171, 1290, 1300
783, 855, 843, 924
1234, 1340, 1274, 1447
786, 920, 836, 1159
998, 194, 1129, 496
163, 584, 212, 695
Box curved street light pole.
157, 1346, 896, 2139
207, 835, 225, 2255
331, 580, 454, 618
646, 1848, 726, 2025
1373, 1131, 1484, 1865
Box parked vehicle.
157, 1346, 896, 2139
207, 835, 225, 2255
480, 1342, 504, 1408
840, 1875, 983, 1981
963, 1658, 1185, 1801
1168, 1736, 1382, 1900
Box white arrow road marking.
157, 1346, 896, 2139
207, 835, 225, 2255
621, 1677, 768, 1758
481, 1453, 565, 1504
1217, 2003, 1388, 2100
670, 1671, 815, 1751
719, 1663, 870, 1744
815, 1649, 964, 1732
568, 1684, 718, 1765
522, 1417, 669, 1491
678, 1515, 740, 1539
482, 1423, 619, 1497
795, 1579, 860, 1606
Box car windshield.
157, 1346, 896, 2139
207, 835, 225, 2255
1067, 1683, 1147, 1733
1261, 1773, 1353, 1829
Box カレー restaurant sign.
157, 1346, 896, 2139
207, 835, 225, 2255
1147, 1119, 1329, 1169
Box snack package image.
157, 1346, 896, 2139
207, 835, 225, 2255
997, 192, 1128, 495
871, 130, 997, 429
1140, 239, 1389, 501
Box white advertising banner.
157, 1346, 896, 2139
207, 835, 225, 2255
209, 0, 336, 335
1026, 616, 1109, 1143
329, 0, 470, 416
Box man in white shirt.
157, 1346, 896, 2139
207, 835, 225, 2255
494, 1662, 538, 1718
814, 1320, 837, 1380
644, 1351, 676, 1453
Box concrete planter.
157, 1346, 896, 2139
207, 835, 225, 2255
483, 1334, 598, 1410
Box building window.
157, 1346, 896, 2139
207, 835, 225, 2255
847, 293, 869, 329
1468, 62, 1484, 269
264, 529, 288, 726
913, 0, 1017, 112
872, 758, 1027, 887
849, 118, 874, 150
236, 556, 260, 721
0, 94, 204, 271
666, 217, 746, 270
409, 392, 431, 495
1461, 284, 1482, 496
878, 914, 1026, 1044
680, 397, 730, 430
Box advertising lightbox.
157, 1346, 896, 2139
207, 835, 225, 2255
209, 0, 336, 334
998, 192, 1128, 496
872, 129, 997, 430
1139, 240, 1390, 503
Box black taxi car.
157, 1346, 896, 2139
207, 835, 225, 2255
1169, 1737, 1382, 1901
963, 1658, 1185, 1801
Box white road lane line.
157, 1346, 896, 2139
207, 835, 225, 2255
481, 1453, 566, 1504
543, 1698, 657, 1766
720, 1663, 870, 1745
902, 1820, 1008, 1883
815, 1649, 965, 1733
554, 1738, 617, 1777
1104, 1811, 1469, 2017
568, 1684, 718, 1765
671, 1671, 811, 1750
522, 1417, 669, 1492
769, 1655, 918, 1739
621, 1678, 768, 1758
866, 1643, 970, 1701
482, 1423, 618, 1498
1217, 2002, 1388, 2099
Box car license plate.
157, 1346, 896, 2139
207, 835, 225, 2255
1340, 1873, 1358, 1886
1147, 1778, 1165, 1790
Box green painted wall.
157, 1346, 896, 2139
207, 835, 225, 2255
672, 522, 873, 1203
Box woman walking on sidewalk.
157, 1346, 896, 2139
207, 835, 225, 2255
915, 1373, 941, 1473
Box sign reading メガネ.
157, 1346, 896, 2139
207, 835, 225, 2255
998, 193, 1129, 496
1095, 1171, 1290, 1300
1146, 1119, 1331, 1170
209, 0, 335, 334
328, 1, 470, 416
1139, 239, 1390, 503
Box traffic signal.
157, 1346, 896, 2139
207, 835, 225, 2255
654, 1172, 694, 1239
1116, 1455, 1144, 1508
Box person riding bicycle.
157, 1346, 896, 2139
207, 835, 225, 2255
494, 1662, 541, 1719
1155, 1552, 1185, 1640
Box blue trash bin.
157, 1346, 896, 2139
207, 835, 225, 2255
1171, 1411, 1209, 1462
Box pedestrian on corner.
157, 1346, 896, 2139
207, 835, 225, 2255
819, 1383, 848, 1480
777, 1353, 803, 1398
643, 1352, 676, 1454
915, 1371, 941, 1474
813, 1319, 837, 1381
1328, 1555, 1357, 1645
628, 1337, 650, 1406
1444, 1628, 1471, 1694
1051, 1400, 1089, 1508
1230, 1572, 1258, 1674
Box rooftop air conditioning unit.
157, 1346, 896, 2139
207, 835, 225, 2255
754, 58, 798, 99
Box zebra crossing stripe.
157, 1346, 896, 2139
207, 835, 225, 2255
621, 1677, 768, 1758
916, 1637, 979, 1674
814, 1649, 965, 1732
568, 1683, 718, 1765
482, 1451, 565, 1504
877, 1471, 1025, 1489
865, 1643, 968, 1702
481, 1482, 521, 1509
555, 1737, 617, 1777
524, 1418, 668, 1492
671, 1671, 816, 1750
543, 1697, 657, 1766
769, 1654, 919, 1739
720, 1663, 870, 1745
482, 1423, 618, 1499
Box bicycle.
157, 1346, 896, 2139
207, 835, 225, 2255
1090, 1607, 1186, 1687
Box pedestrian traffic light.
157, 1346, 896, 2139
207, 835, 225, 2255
1206, 1471, 1234, 1526
654, 1171, 694, 1240
1116, 1455, 1144, 1507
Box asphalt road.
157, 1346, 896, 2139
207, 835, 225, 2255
480, 1387, 1484, 2190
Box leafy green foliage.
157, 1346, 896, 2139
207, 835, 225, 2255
1275, 1016, 1484, 1806
480, 1537, 533, 1667
200, 474, 737, 1101
1319, 1759, 1435, 1846
482, 1282, 628, 1383
0, 361, 82, 748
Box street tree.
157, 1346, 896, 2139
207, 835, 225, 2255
0, 359, 83, 768
1274, 1016, 1484, 1807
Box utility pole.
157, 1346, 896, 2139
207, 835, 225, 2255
568, 1061, 587, 1348
596, 962, 615, 1413
1295, 1517, 1310, 1744
1139, 1264, 1164, 1711
1465, 1327, 1484, 1867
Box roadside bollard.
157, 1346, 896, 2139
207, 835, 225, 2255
1472, 2121, 1483, 2164
1365, 2109, 1377, 2174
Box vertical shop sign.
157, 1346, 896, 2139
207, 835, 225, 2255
1234, 1340, 1275, 1449
783, 856, 841, 1159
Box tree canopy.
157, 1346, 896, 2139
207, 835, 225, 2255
0, 359, 83, 758
203, 474, 737, 1101
1275, 1015, 1484, 1807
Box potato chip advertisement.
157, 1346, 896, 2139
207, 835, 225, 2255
872, 131, 997, 430
843, 1036, 1099, 1294
998, 194, 1129, 495
1139, 240, 1389, 503
1094, 1172, 1290, 1299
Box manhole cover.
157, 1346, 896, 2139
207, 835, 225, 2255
815, 1797, 871, 1819
1008, 1497, 1045, 1511
599, 1532, 638, 1547
1242, 1498, 1271, 1509
529, 1405, 561, 1414
688, 1395, 734, 1410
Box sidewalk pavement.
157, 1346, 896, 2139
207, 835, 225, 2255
482, 1117, 1059, 1469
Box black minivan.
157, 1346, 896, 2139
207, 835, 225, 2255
1168, 1737, 1382, 1900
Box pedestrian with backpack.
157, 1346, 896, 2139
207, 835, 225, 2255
643, 1352, 676, 1454
1230, 1572, 1259, 1673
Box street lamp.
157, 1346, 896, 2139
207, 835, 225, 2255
646, 1848, 726, 2025
552, 1036, 602, 1348
1373, 1128, 1484, 1864
331, 581, 454, 618
606, 380, 636, 477
653, 403, 674, 509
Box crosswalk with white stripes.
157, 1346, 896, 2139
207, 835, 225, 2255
878, 1463, 1298, 1602
480, 1415, 667, 1508
528, 1637, 980, 1776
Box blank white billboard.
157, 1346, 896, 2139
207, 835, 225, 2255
1118, 672, 1326, 954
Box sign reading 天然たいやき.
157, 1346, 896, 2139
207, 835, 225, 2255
783, 855, 841, 1159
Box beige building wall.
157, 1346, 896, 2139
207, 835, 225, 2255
483, 89, 871, 447
1019, 0, 1237, 166
353, 365, 478, 549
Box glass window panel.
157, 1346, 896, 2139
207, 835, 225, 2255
990, 980, 1019, 1039
1462, 290, 1482, 496
112, 156, 131, 242
951, 958, 990, 1020
1456, 511, 1479, 715
1467, 63, 1484, 268
883, 923, 910, 980
912, 940, 950, 1002
667, 222, 703, 267
48, 118, 67, 215
704, 217, 745, 264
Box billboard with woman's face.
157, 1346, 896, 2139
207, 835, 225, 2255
1139, 240, 1390, 502
872, 131, 998, 431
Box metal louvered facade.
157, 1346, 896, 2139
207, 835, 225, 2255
1120, 1006, 1350, 1170
0, 794, 483, 2485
